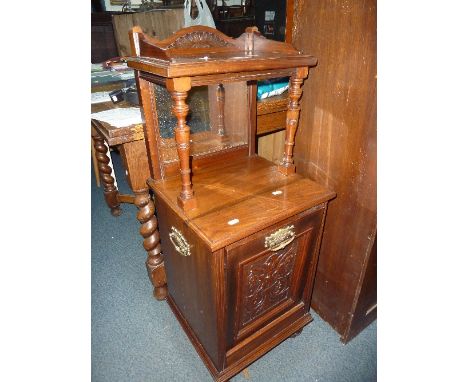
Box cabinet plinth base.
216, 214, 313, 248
166, 293, 313, 382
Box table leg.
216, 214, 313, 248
135, 190, 168, 300
91, 137, 101, 187
92, 134, 121, 216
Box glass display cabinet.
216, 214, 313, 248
126, 25, 335, 382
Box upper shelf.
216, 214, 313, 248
126, 26, 317, 78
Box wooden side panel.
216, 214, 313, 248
292, 0, 377, 339
154, 196, 222, 370
119, 139, 151, 191
112, 13, 135, 57
345, 234, 377, 342
285, 0, 295, 43
112, 9, 184, 57
223, 82, 249, 144
256, 110, 288, 135
257, 130, 285, 164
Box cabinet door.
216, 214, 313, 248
224, 206, 325, 349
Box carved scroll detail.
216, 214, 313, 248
240, 242, 298, 326
135, 191, 167, 300
167, 31, 234, 49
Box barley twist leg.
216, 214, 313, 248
92, 134, 121, 216
135, 190, 167, 300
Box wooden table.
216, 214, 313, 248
91, 83, 150, 217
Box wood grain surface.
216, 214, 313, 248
292, 0, 377, 342
149, 155, 334, 251
112, 9, 184, 57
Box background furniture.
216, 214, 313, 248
127, 26, 335, 381
209, 0, 256, 37
254, 0, 287, 41
255, 0, 293, 163
91, 81, 150, 216
112, 8, 184, 56
92, 12, 122, 63
292, 0, 377, 343
91, 8, 184, 219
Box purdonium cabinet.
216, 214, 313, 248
127, 25, 335, 382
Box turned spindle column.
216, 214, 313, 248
278, 67, 309, 175
135, 190, 167, 300
216, 84, 225, 136
92, 133, 121, 216
167, 77, 197, 212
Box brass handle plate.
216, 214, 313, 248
169, 226, 191, 256
265, 225, 295, 252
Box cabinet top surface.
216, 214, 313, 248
126, 26, 317, 78
149, 156, 335, 251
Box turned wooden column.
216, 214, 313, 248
278, 67, 308, 175
135, 190, 167, 300
216, 83, 225, 136
92, 133, 121, 216
167, 77, 197, 212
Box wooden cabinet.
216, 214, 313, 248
151, 156, 332, 380
127, 26, 335, 381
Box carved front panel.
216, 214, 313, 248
239, 241, 298, 327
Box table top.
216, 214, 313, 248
91, 75, 144, 146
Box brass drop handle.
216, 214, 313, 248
265, 225, 295, 252
169, 226, 191, 256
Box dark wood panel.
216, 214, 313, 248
292, 0, 377, 342
215, 18, 256, 38
91, 12, 120, 63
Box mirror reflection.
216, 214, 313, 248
152, 81, 249, 164
153, 84, 210, 139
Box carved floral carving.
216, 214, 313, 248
167, 31, 234, 49
240, 242, 298, 326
